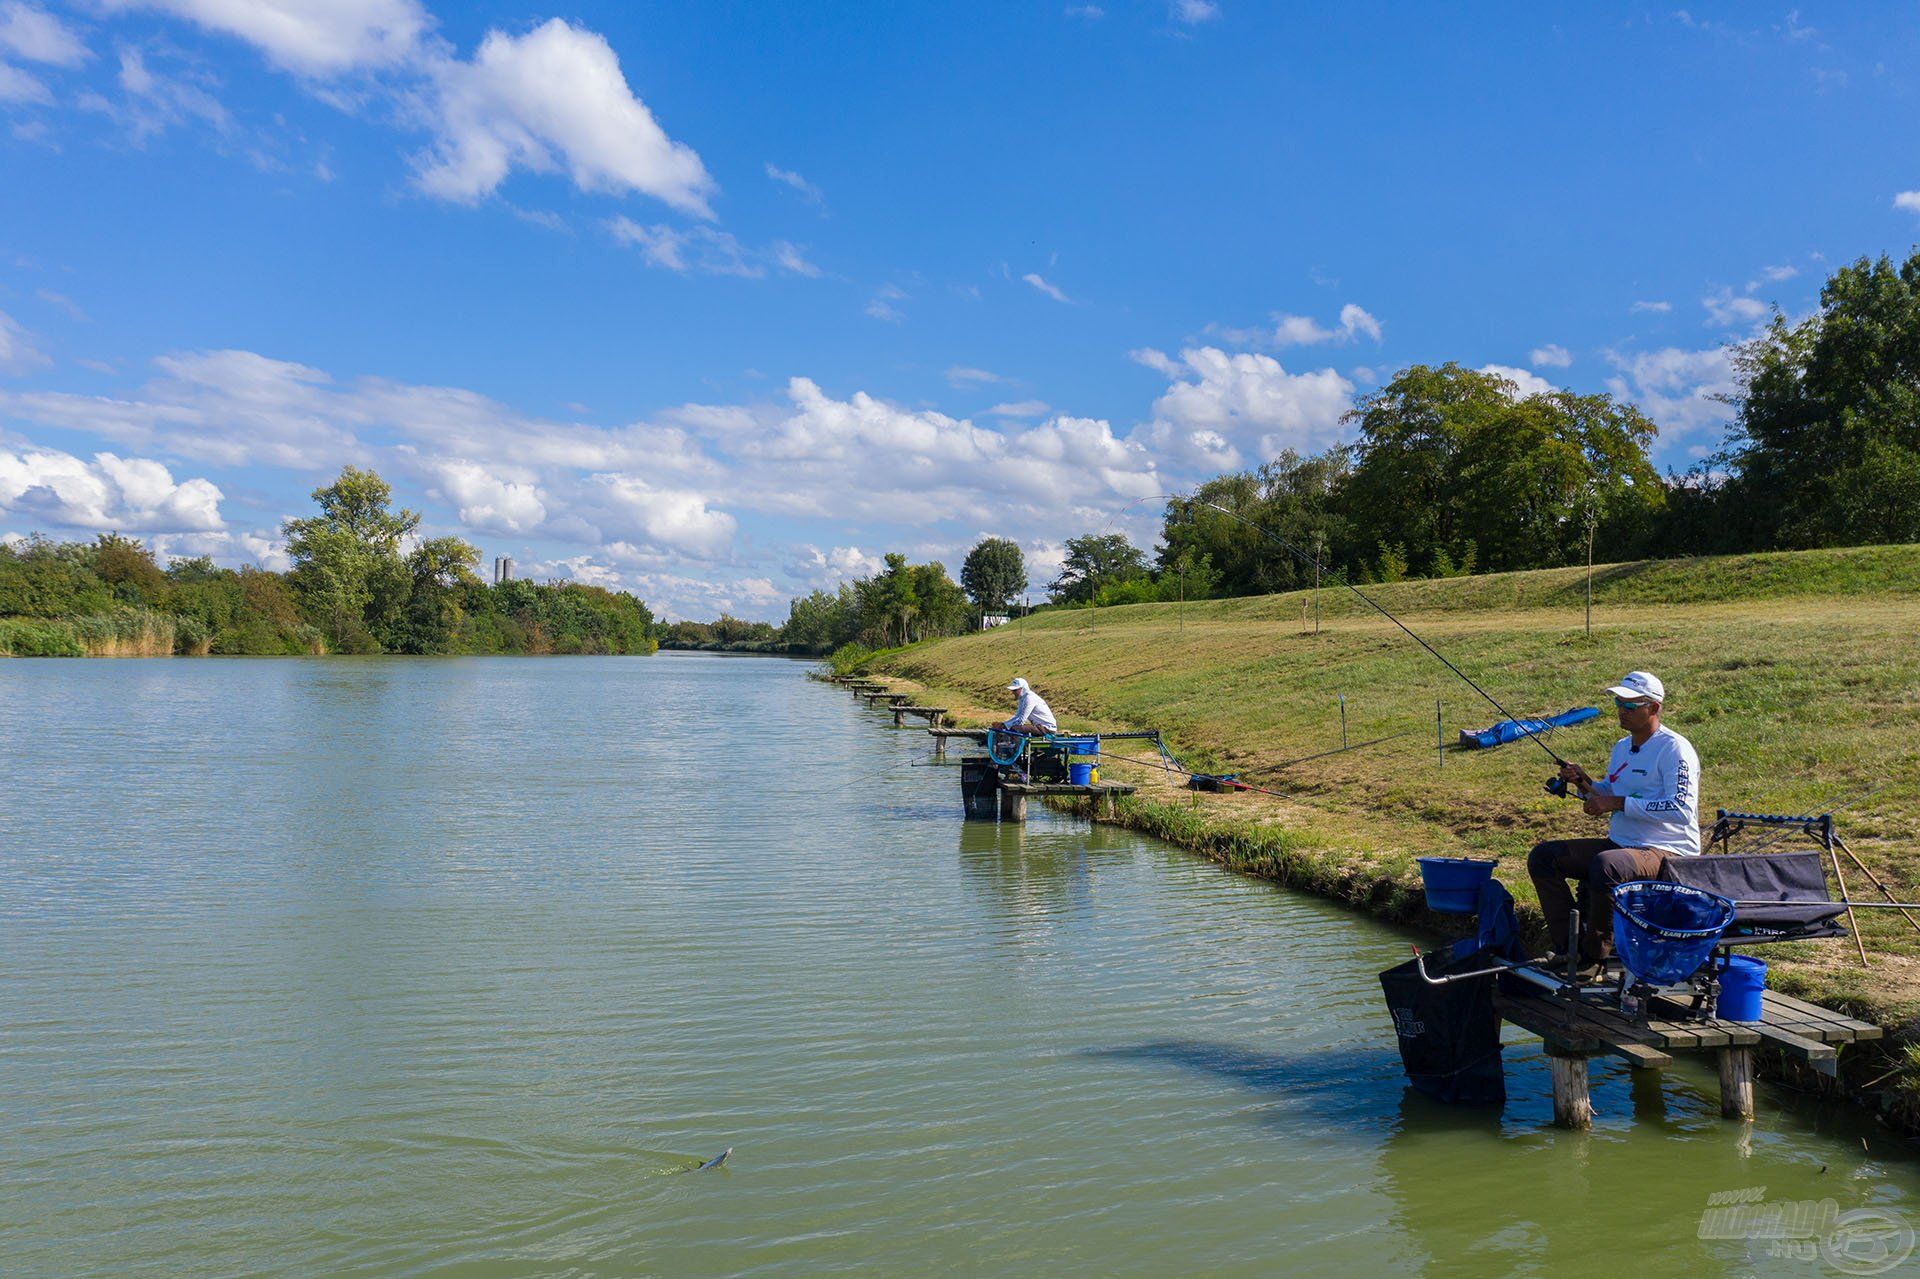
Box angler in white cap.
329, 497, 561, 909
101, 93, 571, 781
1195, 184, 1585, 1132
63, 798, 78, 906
1526, 670, 1702, 978
998, 677, 1058, 736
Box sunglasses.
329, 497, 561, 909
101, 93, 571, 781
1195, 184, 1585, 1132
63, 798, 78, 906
1615, 696, 1655, 711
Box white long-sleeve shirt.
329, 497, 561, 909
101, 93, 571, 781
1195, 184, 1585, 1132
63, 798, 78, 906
1007, 687, 1058, 732
1591, 725, 1701, 856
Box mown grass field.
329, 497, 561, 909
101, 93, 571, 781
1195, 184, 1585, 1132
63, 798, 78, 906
869, 545, 1920, 1079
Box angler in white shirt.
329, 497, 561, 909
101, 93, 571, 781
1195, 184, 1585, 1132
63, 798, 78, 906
1526, 670, 1702, 976
999, 677, 1058, 736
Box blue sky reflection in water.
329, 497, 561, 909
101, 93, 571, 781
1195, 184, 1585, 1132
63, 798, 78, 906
2, 654, 1917, 1276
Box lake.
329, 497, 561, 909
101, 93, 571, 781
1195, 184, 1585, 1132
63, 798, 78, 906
3, 653, 1915, 1276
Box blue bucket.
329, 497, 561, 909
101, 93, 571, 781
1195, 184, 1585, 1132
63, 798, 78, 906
1068, 762, 1094, 786
1611, 880, 1735, 986
1717, 954, 1767, 1021
1416, 857, 1497, 914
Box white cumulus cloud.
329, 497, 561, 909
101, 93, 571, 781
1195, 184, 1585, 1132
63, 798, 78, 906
1529, 343, 1572, 368
0, 2, 90, 66
1703, 287, 1768, 329
413, 18, 714, 214
108, 0, 428, 76
0, 445, 224, 532
1895, 191, 1920, 215
1134, 345, 1354, 464
1270, 303, 1381, 346
1605, 345, 1738, 441
1479, 364, 1556, 399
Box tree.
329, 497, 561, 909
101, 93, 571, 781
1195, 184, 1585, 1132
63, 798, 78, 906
1050, 533, 1148, 604
1343, 364, 1663, 575
91, 533, 167, 602
1727, 251, 1920, 548
398, 535, 481, 653
1158, 451, 1351, 596
282, 466, 420, 652
960, 537, 1026, 614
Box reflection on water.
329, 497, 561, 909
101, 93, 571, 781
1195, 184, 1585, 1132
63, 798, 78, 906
1, 654, 1915, 1278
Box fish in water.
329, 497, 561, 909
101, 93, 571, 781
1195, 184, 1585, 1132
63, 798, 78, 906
695, 1147, 732, 1172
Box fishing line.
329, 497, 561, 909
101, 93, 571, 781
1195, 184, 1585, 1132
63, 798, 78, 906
1097, 750, 1302, 801
1238, 730, 1419, 776
1170, 496, 1570, 767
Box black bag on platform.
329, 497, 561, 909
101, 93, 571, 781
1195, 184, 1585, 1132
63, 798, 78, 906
1378, 945, 1506, 1106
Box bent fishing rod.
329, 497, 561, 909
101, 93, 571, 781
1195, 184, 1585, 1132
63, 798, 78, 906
1175, 498, 1572, 774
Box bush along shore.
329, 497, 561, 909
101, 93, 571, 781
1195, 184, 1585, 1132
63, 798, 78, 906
1, 468, 657, 658
859, 544, 1920, 1136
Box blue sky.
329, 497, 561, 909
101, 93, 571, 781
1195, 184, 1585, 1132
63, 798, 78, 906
2, 1, 1917, 619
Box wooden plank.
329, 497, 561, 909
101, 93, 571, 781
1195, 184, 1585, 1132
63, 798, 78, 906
999, 782, 1137, 797
1494, 992, 1670, 1065
1749, 1021, 1839, 1066
1762, 991, 1883, 1042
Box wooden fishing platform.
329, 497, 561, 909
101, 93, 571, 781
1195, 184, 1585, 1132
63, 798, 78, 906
860, 690, 910, 704
927, 727, 989, 756
996, 780, 1136, 821
1494, 976, 1880, 1128
891, 705, 948, 726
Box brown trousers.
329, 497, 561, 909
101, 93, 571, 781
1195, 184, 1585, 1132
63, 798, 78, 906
1526, 837, 1670, 963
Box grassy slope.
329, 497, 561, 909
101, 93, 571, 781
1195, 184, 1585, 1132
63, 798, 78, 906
872, 545, 1920, 1107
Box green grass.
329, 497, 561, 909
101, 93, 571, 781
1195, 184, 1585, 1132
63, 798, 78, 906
872, 544, 1920, 1121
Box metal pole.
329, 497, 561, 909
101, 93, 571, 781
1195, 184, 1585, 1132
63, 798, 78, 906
1312, 531, 1322, 635
1825, 818, 1871, 966
1340, 694, 1348, 749
1585, 514, 1595, 639
1832, 833, 1920, 936
1436, 698, 1443, 769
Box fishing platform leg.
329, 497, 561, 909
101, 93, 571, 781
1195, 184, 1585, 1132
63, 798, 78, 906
999, 786, 1027, 822
1718, 1046, 1755, 1120
1545, 1043, 1593, 1130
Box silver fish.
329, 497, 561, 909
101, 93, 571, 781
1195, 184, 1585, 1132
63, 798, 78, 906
695, 1147, 732, 1172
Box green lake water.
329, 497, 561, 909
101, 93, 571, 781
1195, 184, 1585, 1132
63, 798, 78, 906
3, 653, 1916, 1276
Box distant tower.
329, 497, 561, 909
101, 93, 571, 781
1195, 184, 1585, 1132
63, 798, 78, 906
494, 555, 515, 584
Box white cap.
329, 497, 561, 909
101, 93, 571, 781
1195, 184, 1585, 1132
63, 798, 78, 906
1007, 677, 1028, 692
1605, 670, 1665, 704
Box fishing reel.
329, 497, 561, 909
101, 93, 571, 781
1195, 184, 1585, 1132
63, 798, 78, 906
1544, 775, 1583, 799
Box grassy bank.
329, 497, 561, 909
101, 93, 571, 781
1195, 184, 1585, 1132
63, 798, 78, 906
865, 544, 1920, 1129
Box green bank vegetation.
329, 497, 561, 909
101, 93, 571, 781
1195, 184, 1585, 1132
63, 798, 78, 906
869, 544, 1920, 1122
1, 467, 656, 657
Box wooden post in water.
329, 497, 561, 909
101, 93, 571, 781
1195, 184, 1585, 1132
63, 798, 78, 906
999, 786, 1027, 823
1718, 1046, 1755, 1120
1546, 1045, 1593, 1129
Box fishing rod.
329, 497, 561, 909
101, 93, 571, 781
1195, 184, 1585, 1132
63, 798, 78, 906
1175, 498, 1572, 773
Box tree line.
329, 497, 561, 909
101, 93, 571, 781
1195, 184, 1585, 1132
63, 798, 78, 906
674, 246, 1920, 650
0, 467, 657, 657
